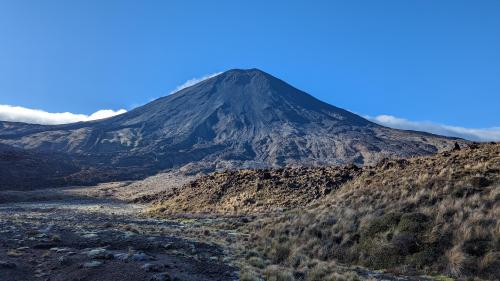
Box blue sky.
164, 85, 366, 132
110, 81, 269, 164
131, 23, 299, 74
0, 1, 499, 140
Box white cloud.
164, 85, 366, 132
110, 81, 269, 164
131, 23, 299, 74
0, 72, 221, 124
0, 104, 127, 125
366, 114, 500, 142
168, 72, 222, 95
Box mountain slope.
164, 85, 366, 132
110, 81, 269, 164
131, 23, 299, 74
0, 69, 460, 188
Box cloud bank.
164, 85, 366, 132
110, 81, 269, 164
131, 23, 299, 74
168, 72, 222, 95
0, 104, 127, 125
366, 114, 500, 142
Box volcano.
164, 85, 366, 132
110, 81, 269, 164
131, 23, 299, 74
0, 69, 459, 188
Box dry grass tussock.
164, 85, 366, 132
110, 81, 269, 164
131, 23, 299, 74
248, 143, 499, 280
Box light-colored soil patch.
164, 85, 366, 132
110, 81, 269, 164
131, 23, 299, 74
0, 171, 195, 204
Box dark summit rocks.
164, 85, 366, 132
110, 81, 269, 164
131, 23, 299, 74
0, 69, 460, 189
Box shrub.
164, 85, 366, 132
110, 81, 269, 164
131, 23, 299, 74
247, 256, 266, 269
391, 233, 419, 255
264, 265, 294, 281
462, 238, 491, 257
306, 264, 329, 281
405, 247, 440, 270
363, 212, 401, 236
362, 241, 401, 269
240, 271, 260, 281
397, 212, 429, 233
469, 176, 490, 188
445, 246, 467, 277
479, 251, 500, 278
268, 241, 291, 264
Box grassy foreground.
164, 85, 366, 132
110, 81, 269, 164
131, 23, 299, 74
245, 143, 499, 280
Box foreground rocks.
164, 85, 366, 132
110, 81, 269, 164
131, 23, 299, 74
0, 199, 236, 281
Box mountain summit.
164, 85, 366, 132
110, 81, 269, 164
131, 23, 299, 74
0, 69, 459, 188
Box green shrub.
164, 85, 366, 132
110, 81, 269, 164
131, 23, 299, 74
247, 256, 266, 269
462, 239, 491, 257
391, 233, 419, 255
397, 212, 430, 233
405, 247, 440, 269
363, 212, 401, 236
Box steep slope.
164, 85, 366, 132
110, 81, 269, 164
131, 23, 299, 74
0, 69, 459, 188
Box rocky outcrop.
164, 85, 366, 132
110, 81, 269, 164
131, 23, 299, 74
148, 165, 362, 215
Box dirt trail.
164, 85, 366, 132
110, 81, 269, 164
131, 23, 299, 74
0, 197, 237, 281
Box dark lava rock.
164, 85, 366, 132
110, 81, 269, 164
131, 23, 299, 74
151, 272, 173, 281
0, 261, 17, 269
